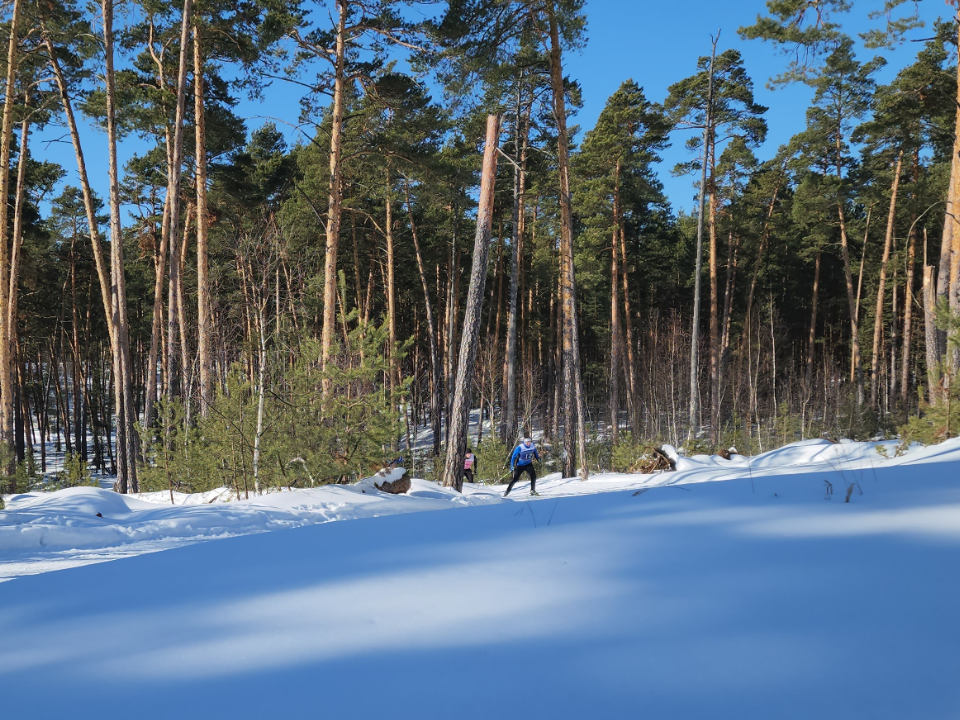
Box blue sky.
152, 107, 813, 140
563, 0, 947, 212
36, 0, 951, 220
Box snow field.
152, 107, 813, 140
0, 438, 958, 718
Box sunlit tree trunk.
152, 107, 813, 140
900, 152, 920, 416
0, 0, 22, 463
687, 35, 717, 444
320, 0, 348, 390
707, 137, 719, 444
103, 0, 140, 491
547, 2, 587, 479
194, 21, 213, 415
442, 115, 500, 490
501, 81, 529, 445
385, 164, 397, 397
870, 151, 903, 407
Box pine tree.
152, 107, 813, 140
574, 80, 669, 441
666, 46, 767, 442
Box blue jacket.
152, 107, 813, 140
511, 442, 540, 469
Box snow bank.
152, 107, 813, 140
1, 437, 957, 581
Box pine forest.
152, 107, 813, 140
3, 0, 960, 500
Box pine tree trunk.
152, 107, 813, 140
8, 115, 28, 466
708, 147, 719, 444
177, 200, 193, 413
716, 231, 738, 430
924, 261, 941, 405
740, 166, 784, 400
70, 242, 84, 461
103, 0, 140, 492
948, 14, 960, 374
501, 81, 529, 445
870, 152, 903, 407
901, 186, 919, 416
444, 203, 459, 438
805, 252, 822, 407
547, 3, 588, 479
936, 170, 953, 377
320, 0, 348, 389
688, 34, 718, 444
163, 0, 194, 409
838, 204, 862, 405
140, 37, 175, 432
442, 114, 500, 489
0, 0, 21, 464
385, 165, 397, 397
194, 21, 213, 415
41, 30, 116, 351
619, 216, 638, 434
609, 163, 621, 443
404, 178, 442, 457
7, 115, 28, 377
144, 173, 171, 432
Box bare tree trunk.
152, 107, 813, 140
385, 165, 398, 398
42, 24, 122, 475
619, 222, 637, 432
805, 251, 822, 408
501, 79, 529, 445
320, 0, 348, 388
708, 146, 719, 444
177, 200, 194, 416
687, 33, 718, 444
7, 114, 28, 467
140, 32, 175, 432
442, 115, 500, 489
901, 209, 918, 416
103, 0, 140, 492
164, 0, 194, 408
924, 258, 941, 405
404, 178, 442, 457
144, 180, 171, 431
547, 3, 588, 479
948, 13, 960, 376
0, 0, 22, 463
609, 163, 621, 443
7, 115, 28, 375
870, 152, 903, 407
743, 165, 784, 328
838, 207, 862, 405
936, 170, 954, 375
716, 231, 738, 431
443, 199, 461, 440
194, 21, 213, 415
252, 301, 266, 496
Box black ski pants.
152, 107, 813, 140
504, 463, 536, 496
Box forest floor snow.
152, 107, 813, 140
1, 437, 958, 717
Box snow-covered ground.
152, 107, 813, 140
1, 438, 958, 718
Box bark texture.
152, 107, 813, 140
442, 115, 500, 490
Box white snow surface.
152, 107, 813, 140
1, 438, 959, 718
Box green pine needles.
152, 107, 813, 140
139, 323, 406, 497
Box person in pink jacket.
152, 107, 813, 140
462, 448, 477, 486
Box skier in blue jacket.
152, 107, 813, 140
504, 437, 541, 497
